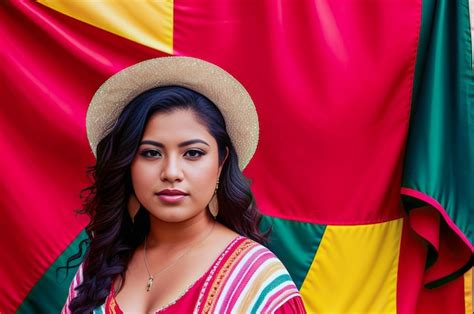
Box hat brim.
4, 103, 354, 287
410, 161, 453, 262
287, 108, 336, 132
86, 56, 259, 170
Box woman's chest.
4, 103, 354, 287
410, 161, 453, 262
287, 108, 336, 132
112, 261, 209, 313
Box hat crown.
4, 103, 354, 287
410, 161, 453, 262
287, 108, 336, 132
86, 56, 259, 170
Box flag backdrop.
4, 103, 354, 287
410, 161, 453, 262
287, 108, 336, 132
0, 0, 472, 313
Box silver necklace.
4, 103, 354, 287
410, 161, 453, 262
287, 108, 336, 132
143, 221, 216, 292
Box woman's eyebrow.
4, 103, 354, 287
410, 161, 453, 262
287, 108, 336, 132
178, 139, 210, 147
139, 139, 210, 147
140, 140, 164, 147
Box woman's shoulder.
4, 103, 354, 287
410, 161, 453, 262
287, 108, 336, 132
203, 235, 304, 313
231, 236, 291, 271
233, 237, 298, 288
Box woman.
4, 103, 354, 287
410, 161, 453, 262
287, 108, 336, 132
62, 57, 305, 313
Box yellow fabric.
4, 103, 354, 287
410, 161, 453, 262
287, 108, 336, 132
300, 218, 403, 314
37, 0, 173, 54
465, 268, 473, 314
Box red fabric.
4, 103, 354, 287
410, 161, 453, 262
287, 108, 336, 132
396, 212, 469, 314
108, 283, 305, 314
409, 206, 472, 285
65, 237, 304, 313
401, 188, 473, 254
397, 214, 427, 314
402, 189, 473, 287
107, 269, 207, 313
174, 0, 420, 225
0, 1, 165, 311
409, 206, 441, 251
274, 296, 307, 313
416, 274, 466, 314
423, 219, 472, 285
4, 1, 467, 313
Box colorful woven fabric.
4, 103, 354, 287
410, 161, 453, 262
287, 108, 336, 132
61, 236, 303, 313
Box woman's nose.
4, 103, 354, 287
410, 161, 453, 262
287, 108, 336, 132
160, 156, 184, 182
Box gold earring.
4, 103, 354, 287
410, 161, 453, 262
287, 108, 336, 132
208, 179, 220, 219
128, 193, 141, 223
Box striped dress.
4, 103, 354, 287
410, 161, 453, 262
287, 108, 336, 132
62, 236, 306, 313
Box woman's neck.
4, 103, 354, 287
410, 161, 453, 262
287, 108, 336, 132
145, 211, 215, 250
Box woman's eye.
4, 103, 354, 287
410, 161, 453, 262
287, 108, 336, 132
141, 150, 162, 158
184, 150, 205, 159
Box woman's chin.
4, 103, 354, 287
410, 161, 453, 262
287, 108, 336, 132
147, 208, 201, 223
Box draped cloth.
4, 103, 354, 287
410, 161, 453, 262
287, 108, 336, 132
0, 1, 472, 313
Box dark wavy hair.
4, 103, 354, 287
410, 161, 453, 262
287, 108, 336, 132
63, 85, 269, 312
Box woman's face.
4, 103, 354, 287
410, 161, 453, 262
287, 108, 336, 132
131, 109, 224, 223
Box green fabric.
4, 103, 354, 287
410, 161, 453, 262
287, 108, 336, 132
403, 0, 473, 244
260, 215, 326, 289
17, 230, 88, 313
402, 0, 473, 286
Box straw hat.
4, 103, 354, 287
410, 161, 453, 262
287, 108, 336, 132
86, 56, 259, 170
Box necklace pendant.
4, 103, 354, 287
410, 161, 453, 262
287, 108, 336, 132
146, 276, 154, 292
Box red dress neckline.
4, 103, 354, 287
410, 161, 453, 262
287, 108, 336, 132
107, 236, 244, 313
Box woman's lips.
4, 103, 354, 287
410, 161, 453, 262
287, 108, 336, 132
156, 189, 188, 203
156, 193, 187, 203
